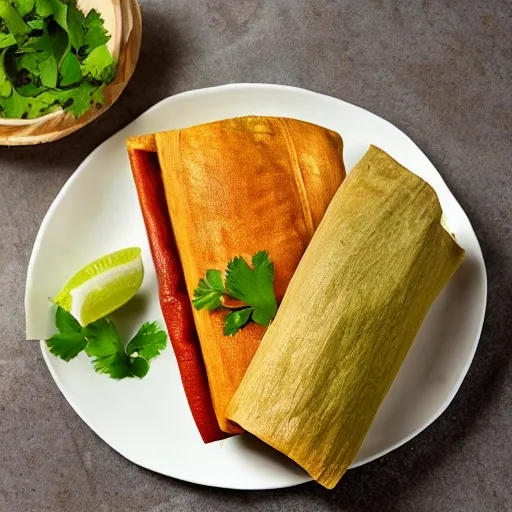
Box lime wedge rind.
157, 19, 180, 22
54, 247, 144, 326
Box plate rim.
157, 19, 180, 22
25, 82, 488, 490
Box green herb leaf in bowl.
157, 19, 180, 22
0, 0, 116, 119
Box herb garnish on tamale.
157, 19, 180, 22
193, 251, 278, 336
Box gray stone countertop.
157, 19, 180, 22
1, 1, 511, 510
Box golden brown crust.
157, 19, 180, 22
153, 116, 345, 433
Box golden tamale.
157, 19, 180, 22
127, 116, 346, 435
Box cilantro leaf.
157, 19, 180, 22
46, 332, 87, 361
83, 318, 121, 358
225, 251, 277, 326
84, 317, 167, 379
27, 18, 44, 30
90, 83, 104, 104
0, 49, 55, 118
55, 305, 81, 334
192, 269, 225, 310
15, 0, 35, 18
0, 88, 40, 117
20, 23, 67, 62
80, 44, 114, 82
36, 81, 101, 118
0, 84, 63, 117
17, 52, 39, 75
66, 2, 83, 51
83, 318, 133, 379
0, 79, 11, 97
0, 82, 12, 97
0, 32, 16, 50
48, 24, 69, 63
34, 0, 52, 18
0, 49, 12, 97
20, 30, 50, 52
45, 306, 87, 361
130, 356, 150, 378
91, 351, 135, 379
58, 81, 100, 117
59, 50, 80, 86
43, 305, 167, 379
126, 321, 167, 361
38, 53, 57, 87
193, 252, 278, 335
224, 308, 253, 336
35, 0, 68, 31
17, 83, 45, 96
0, 1, 31, 36
82, 8, 108, 54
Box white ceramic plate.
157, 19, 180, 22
25, 84, 487, 490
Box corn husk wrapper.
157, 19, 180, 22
227, 145, 465, 488
146, 116, 346, 433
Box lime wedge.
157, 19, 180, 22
54, 247, 144, 326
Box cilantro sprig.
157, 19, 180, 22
0, 0, 116, 119
46, 306, 167, 379
192, 251, 278, 336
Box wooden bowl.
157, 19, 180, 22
0, 0, 142, 146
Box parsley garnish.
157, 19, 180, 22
46, 306, 167, 379
46, 306, 87, 361
192, 269, 225, 310
0, 0, 116, 119
192, 251, 278, 336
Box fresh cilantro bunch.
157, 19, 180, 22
0, 0, 116, 119
192, 251, 278, 336
46, 306, 168, 379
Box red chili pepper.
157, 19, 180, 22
128, 144, 229, 444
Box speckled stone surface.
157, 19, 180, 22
1, 1, 511, 510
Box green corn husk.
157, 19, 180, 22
227, 145, 465, 489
